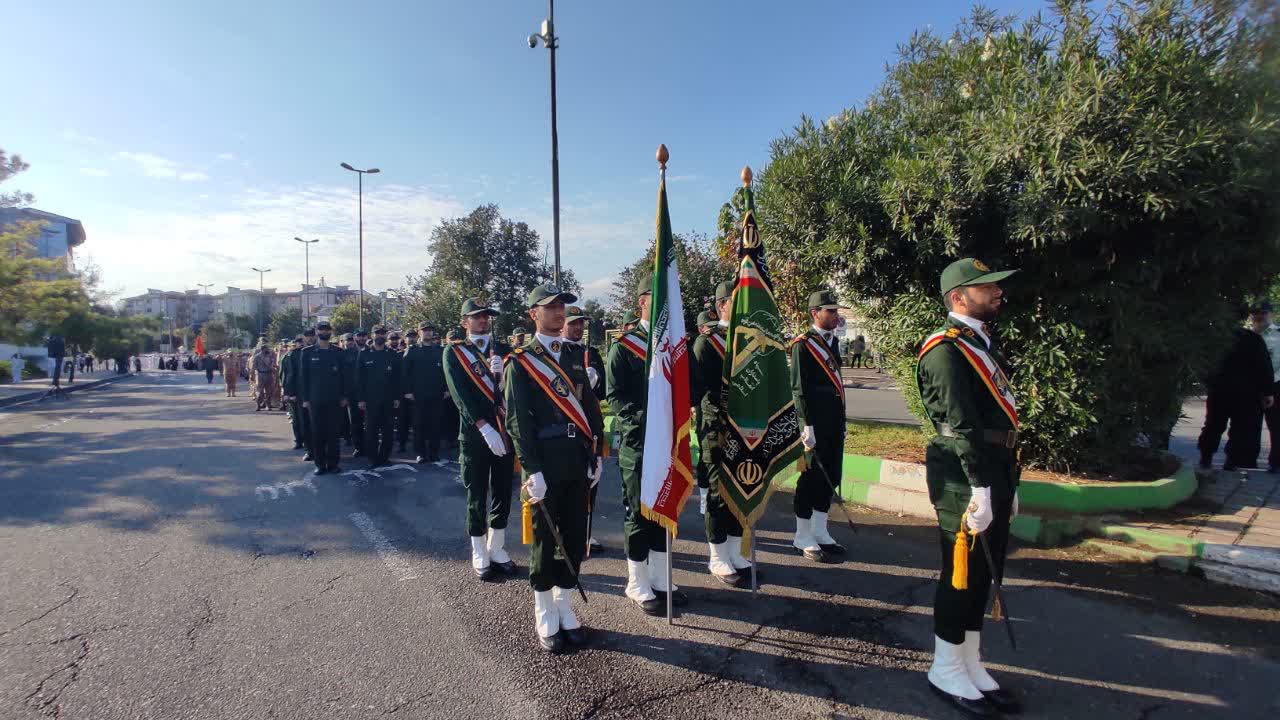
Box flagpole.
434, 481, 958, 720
658, 143, 675, 627
749, 530, 758, 596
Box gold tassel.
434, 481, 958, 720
521, 501, 534, 545
797, 452, 809, 473
991, 593, 1004, 622
741, 527, 751, 558
951, 513, 970, 590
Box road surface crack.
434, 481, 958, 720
0, 583, 78, 637
23, 636, 90, 717
185, 596, 215, 651
279, 573, 349, 612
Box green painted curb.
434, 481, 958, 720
1018, 462, 1196, 513
1080, 539, 1194, 573
1092, 522, 1204, 558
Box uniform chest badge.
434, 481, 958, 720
960, 327, 976, 339
471, 361, 485, 376
945, 328, 961, 339
550, 340, 562, 353
533, 343, 544, 355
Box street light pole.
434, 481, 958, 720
528, 0, 562, 286
197, 283, 212, 294
294, 237, 319, 325
251, 266, 272, 336
340, 163, 381, 330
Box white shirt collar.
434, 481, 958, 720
717, 319, 729, 328
535, 332, 561, 361
811, 325, 834, 343
948, 312, 990, 347
639, 320, 650, 334
468, 334, 490, 348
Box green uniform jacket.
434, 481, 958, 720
605, 327, 648, 469
504, 339, 605, 476
280, 350, 297, 397
692, 326, 727, 452
585, 344, 605, 393
355, 347, 402, 405
789, 328, 845, 433
300, 344, 348, 405
916, 318, 1018, 493
403, 344, 447, 399
443, 338, 512, 440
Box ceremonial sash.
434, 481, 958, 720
918, 329, 1018, 428
709, 332, 726, 359
514, 350, 593, 448
801, 333, 843, 398
617, 332, 648, 360
451, 342, 497, 403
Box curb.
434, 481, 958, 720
0, 373, 136, 408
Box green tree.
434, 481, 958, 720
266, 307, 304, 343
199, 319, 232, 351
328, 298, 382, 335
756, 1, 1280, 470
401, 204, 578, 339
610, 232, 735, 332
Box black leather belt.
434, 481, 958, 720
537, 422, 578, 440
936, 423, 1017, 448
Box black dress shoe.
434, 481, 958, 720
653, 589, 689, 607
800, 547, 831, 563
981, 688, 1022, 714
638, 597, 664, 616
562, 626, 589, 646
491, 559, 518, 575
474, 565, 498, 582
416, 455, 427, 464
293, 443, 304, 450
927, 680, 997, 718
538, 631, 564, 653
351, 450, 364, 458
819, 541, 847, 555
302, 452, 314, 462
311, 468, 327, 477
735, 566, 760, 585
711, 571, 741, 587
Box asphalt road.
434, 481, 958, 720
1, 372, 1278, 719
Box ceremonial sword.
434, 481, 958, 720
978, 531, 1016, 650
810, 453, 859, 536
534, 500, 590, 603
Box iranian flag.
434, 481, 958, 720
640, 153, 694, 534
195, 334, 205, 356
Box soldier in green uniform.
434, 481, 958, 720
357, 325, 402, 467
505, 284, 605, 652
561, 304, 606, 552
620, 311, 638, 332
281, 336, 306, 450
444, 299, 517, 581
397, 329, 418, 453
918, 258, 1021, 717
405, 323, 449, 465
789, 290, 848, 563
300, 321, 349, 475
607, 274, 685, 615
695, 281, 756, 586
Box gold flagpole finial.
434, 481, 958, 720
657, 144, 669, 170
741, 165, 753, 186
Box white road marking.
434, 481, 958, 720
348, 512, 418, 581
254, 476, 318, 501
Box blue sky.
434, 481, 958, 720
5, 0, 1037, 303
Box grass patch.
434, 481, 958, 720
844, 419, 925, 464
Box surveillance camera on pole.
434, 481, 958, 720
527, 2, 562, 286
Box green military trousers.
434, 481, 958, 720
528, 438, 590, 592
619, 447, 667, 562
460, 436, 515, 538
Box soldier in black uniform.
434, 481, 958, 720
281, 336, 306, 450
345, 330, 368, 458
300, 321, 349, 475
405, 323, 448, 465
397, 329, 418, 453
295, 327, 318, 461
562, 304, 606, 552
357, 325, 402, 467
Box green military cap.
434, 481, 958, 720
526, 283, 578, 307
303, 327, 316, 336
940, 258, 1018, 295
808, 290, 841, 310
417, 321, 433, 331
315, 321, 332, 331
636, 272, 654, 297
715, 280, 735, 303
622, 310, 639, 325
697, 310, 718, 328
371, 324, 387, 334
565, 305, 587, 322
460, 298, 499, 317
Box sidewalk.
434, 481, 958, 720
0, 371, 135, 408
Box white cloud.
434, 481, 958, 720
179, 171, 209, 182
118, 151, 180, 178
579, 274, 617, 302
79, 167, 111, 177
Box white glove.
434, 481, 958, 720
966, 486, 993, 533
586, 366, 599, 389
591, 459, 603, 486
525, 471, 547, 502
1011, 491, 1020, 520
488, 355, 503, 375
699, 487, 708, 515
801, 425, 817, 450
479, 424, 507, 456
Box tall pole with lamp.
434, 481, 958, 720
294, 237, 319, 325
528, 0, 561, 286
340, 163, 380, 330
251, 267, 271, 337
